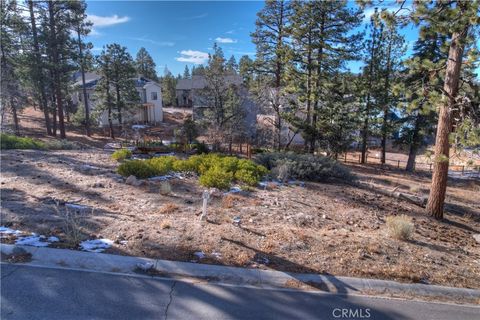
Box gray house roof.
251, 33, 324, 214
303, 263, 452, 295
176, 75, 242, 90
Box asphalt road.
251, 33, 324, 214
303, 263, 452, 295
1, 264, 478, 320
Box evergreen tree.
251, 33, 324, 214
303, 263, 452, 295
107, 43, 139, 131
192, 64, 206, 76
135, 47, 158, 81
0, 0, 28, 134
183, 65, 191, 79
96, 47, 115, 138
161, 67, 177, 106
238, 55, 254, 85
226, 55, 238, 74
251, 0, 292, 149
70, 0, 92, 136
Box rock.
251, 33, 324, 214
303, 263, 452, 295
473, 234, 480, 244
125, 175, 137, 185
92, 182, 105, 188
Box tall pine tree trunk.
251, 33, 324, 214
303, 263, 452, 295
361, 95, 371, 164
406, 114, 422, 172
48, 0, 66, 139
426, 28, 467, 219
11, 97, 19, 135
28, 0, 51, 136
115, 84, 123, 132
381, 41, 392, 165
77, 28, 90, 136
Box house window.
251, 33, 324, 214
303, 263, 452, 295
151, 92, 158, 100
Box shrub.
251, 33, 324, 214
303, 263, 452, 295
111, 149, 132, 162
194, 142, 209, 154
386, 215, 414, 240
147, 156, 175, 175
45, 139, 80, 150
117, 160, 157, 178
199, 165, 233, 189
256, 152, 354, 182
235, 159, 268, 186
1, 133, 46, 150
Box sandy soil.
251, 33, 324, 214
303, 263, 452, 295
1, 149, 479, 289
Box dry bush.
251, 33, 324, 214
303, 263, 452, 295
160, 220, 171, 229
158, 202, 179, 214
160, 181, 172, 195
55, 204, 89, 246
386, 215, 414, 240
221, 194, 243, 209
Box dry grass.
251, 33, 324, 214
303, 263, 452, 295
221, 194, 244, 209
160, 220, 171, 229
55, 204, 88, 246
158, 202, 179, 214
386, 215, 414, 240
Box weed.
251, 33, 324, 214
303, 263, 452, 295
386, 215, 414, 240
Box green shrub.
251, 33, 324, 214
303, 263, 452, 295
117, 153, 268, 189
256, 152, 354, 182
111, 149, 132, 162
147, 156, 176, 175
117, 160, 157, 178
235, 159, 268, 186
0, 133, 46, 150
199, 165, 233, 189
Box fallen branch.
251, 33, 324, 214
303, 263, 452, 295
357, 181, 427, 207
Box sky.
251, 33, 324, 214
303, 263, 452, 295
84, 1, 478, 77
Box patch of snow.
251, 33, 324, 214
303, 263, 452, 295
232, 216, 241, 225
223, 186, 241, 195
136, 262, 154, 271
0, 226, 22, 236
211, 251, 222, 259
47, 236, 60, 242
193, 251, 206, 259
15, 235, 50, 247
153, 152, 175, 157
132, 125, 148, 130
79, 239, 114, 253
65, 203, 90, 212
149, 172, 185, 181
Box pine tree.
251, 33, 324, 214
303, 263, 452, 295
96, 47, 115, 138
416, 1, 479, 219
70, 0, 92, 136
183, 65, 191, 79
226, 55, 238, 74
135, 47, 158, 81
107, 43, 138, 131
288, 0, 362, 153
0, 0, 27, 134
161, 66, 177, 106
251, 0, 292, 150
192, 64, 206, 76
360, 9, 385, 163
238, 55, 254, 85
26, 0, 52, 135
378, 22, 406, 164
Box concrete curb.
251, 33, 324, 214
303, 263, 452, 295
1, 244, 479, 303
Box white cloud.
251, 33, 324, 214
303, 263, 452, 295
89, 28, 102, 37
215, 37, 237, 44
129, 37, 174, 47
87, 14, 130, 27
225, 30, 235, 34
175, 50, 209, 64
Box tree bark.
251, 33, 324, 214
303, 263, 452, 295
381, 40, 392, 165
48, 0, 66, 139
28, 0, 52, 136
77, 27, 90, 136
426, 28, 467, 219
406, 113, 422, 172
11, 97, 19, 135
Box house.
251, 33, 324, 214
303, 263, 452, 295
71, 72, 163, 127
175, 75, 258, 138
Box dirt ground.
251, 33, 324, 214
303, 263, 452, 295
1, 148, 479, 289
